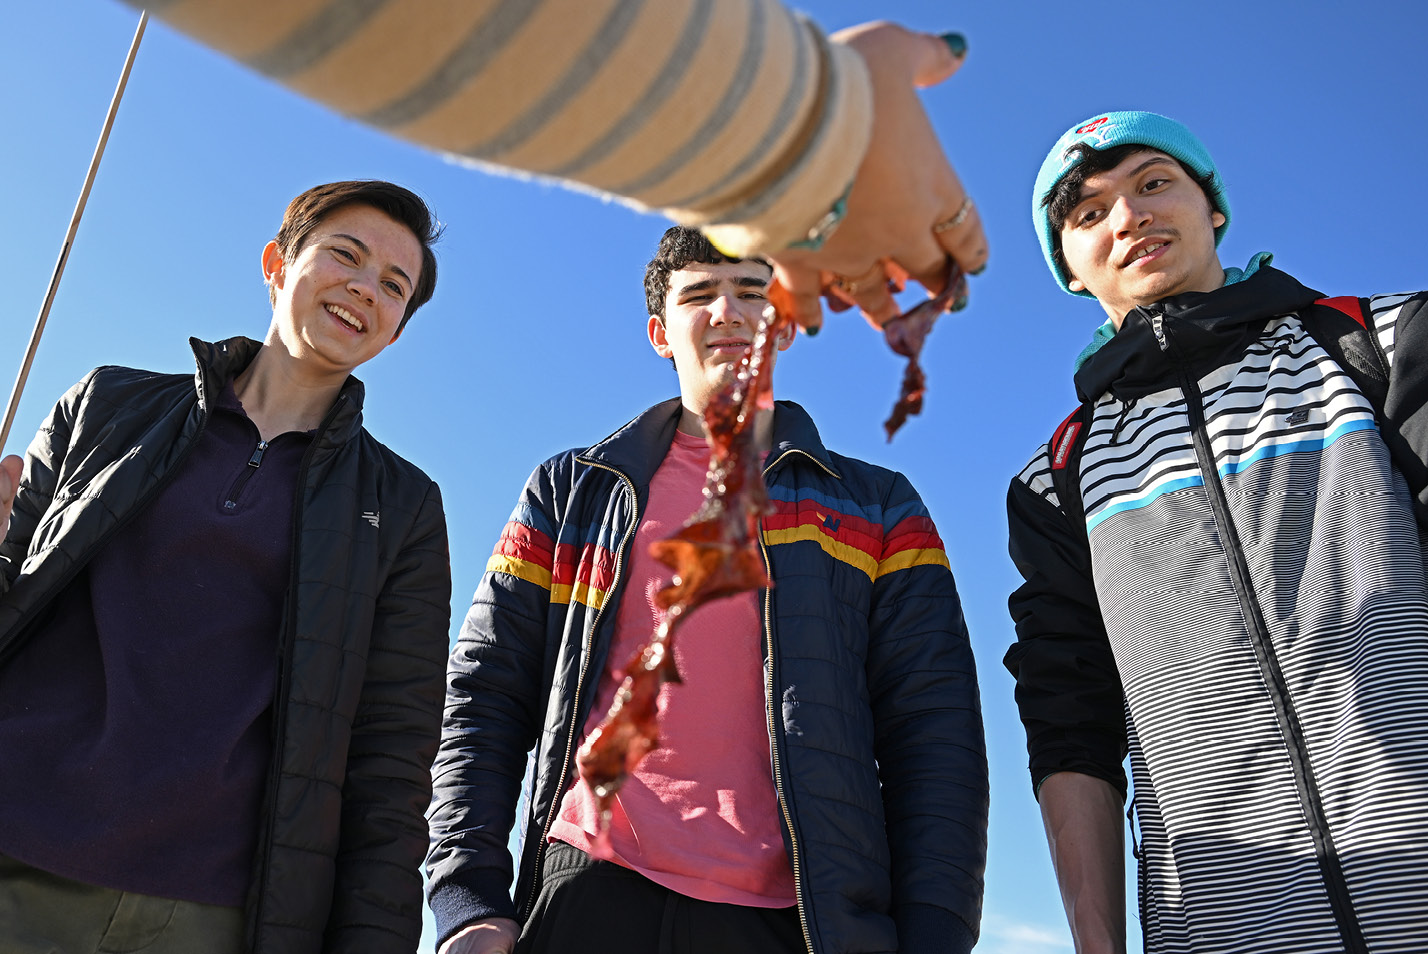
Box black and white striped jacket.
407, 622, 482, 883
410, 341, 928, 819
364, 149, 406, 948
1005, 267, 1428, 953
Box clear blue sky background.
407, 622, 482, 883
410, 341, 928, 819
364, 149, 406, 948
3, 2, 1424, 951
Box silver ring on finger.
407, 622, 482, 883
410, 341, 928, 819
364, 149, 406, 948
932, 197, 974, 234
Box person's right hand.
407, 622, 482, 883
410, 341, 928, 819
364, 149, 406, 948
0, 455, 21, 536
767, 22, 989, 331
438, 917, 522, 954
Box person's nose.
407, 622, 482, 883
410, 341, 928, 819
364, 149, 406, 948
1110, 193, 1151, 237
708, 292, 745, 326
347, 269, 378, 305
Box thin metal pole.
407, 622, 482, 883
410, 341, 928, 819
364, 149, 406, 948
1, 11, 148, 450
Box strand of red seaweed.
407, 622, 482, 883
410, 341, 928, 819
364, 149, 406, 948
575, 300, 786, 856
573, 266, 961, 852
881, 261, 965, 440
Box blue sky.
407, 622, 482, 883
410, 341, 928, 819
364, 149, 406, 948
4, 2, 1425, 951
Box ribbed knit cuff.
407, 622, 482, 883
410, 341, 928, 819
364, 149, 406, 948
428, 879, 518, 948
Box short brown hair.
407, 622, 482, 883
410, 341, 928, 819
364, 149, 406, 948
271, 180, 442, 331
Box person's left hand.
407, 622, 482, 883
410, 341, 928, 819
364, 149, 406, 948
0, 455, 21, 536
767, 22, 987, 331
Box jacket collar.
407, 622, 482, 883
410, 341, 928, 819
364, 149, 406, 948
188, 336, 366, 444
1074, 265, 1323, 403
578, 397, 839, 489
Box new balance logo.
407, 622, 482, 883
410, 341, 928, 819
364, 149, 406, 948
361, 511, 380, 528
822, 514, 841, 532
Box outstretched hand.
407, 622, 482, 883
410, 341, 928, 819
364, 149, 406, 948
768, 22, 988, 331
0, 455, 21, 537
439, 918, 521, 954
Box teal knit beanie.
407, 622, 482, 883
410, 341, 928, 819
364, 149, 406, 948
1033, 110, 1231, 297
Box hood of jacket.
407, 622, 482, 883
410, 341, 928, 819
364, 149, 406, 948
1074, 266, 1324, 403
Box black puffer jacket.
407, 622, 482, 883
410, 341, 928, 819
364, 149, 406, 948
427, 399, 986, 954
0, 337, 451, 954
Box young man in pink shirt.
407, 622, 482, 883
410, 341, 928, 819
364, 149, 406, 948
427, 227, 987, 954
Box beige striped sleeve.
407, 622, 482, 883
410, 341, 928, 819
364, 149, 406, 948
136, 0, 872, 256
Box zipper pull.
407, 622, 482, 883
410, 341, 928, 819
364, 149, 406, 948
1149, 312, 1169, 352
248, 440, 269, 467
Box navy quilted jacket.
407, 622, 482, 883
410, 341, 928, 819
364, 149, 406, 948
427, 398, 986, 954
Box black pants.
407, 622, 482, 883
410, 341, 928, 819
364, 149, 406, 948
517, 841, 805, 954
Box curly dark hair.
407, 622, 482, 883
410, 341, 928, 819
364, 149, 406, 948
643, 226, 769, 320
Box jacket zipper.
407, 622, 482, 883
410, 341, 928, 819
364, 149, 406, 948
1150, 311, 1368, 952
248, 396, 346, 949
519, 461, 639, 920
758, 532, 814, 954
223, 440, 269, 511
761, 448, 836, 954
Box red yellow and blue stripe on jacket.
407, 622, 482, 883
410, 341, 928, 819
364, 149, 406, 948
486, 486, 949, 611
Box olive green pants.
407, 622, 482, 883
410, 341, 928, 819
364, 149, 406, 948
0, 853, 244, 954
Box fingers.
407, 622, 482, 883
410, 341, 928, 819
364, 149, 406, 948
1, 454, 21, 531
769, 261, 827, 334
893, 191, 985, 304
931, 195, 988, 282
830, 263, 900, 329
831, 23, 967, 89
911, 30, 967, 88
881, 187, 983, 304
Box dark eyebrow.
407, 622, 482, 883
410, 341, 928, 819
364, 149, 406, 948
675, 278, 717, 297
332, 232, 413, 290
332, 233, 370, 254
1077, 155, 1176, 203
675, 274, 768, 297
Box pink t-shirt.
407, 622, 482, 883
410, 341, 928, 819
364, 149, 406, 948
549, 429, 795, 907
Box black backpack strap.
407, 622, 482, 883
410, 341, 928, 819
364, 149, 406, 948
1301, 294, 1428, 529
1049, 401, 1093, 529
1301, 296, 1390, 418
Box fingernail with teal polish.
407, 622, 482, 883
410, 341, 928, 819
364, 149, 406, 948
969, 264, 986, 277
939, 32, 967, 58
805, 323, 820, 337
951, 295, 969, 312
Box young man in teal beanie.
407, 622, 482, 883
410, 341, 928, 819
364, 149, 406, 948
1004, 110, 1428, 954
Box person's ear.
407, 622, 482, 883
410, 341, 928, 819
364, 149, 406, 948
648, 315, 673, 358
1211, 210, 1227, 229
774, 317, 797, 352
1069, 278, 1087, 292
261, 241, 285, 288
